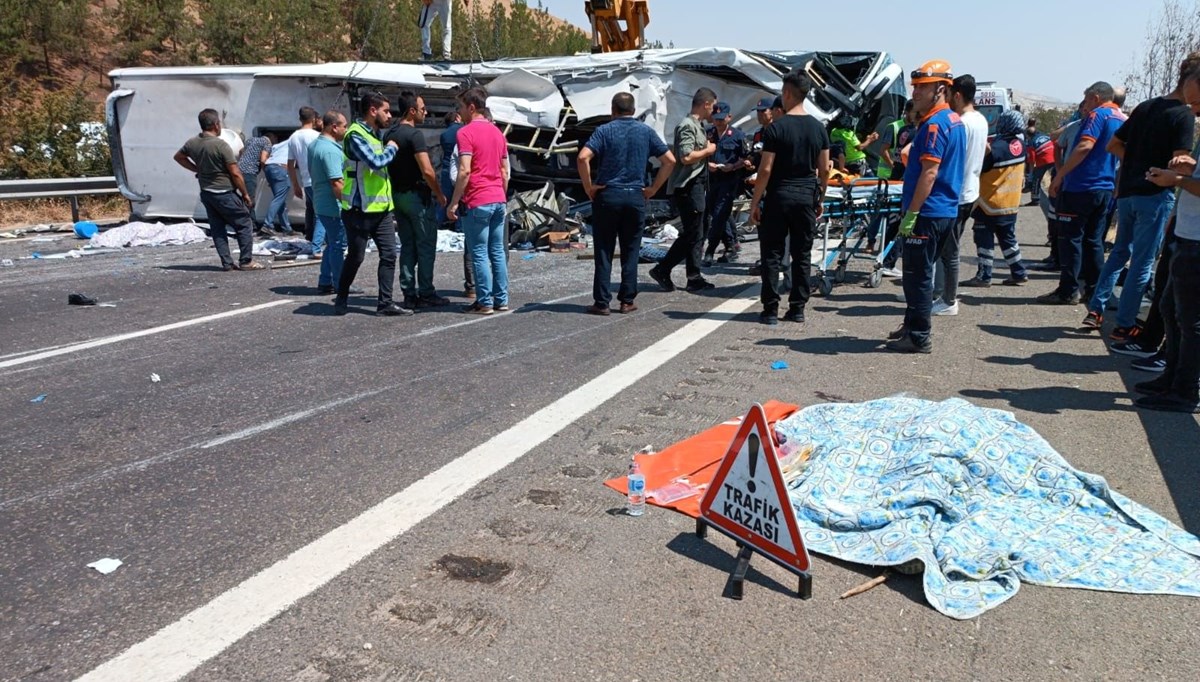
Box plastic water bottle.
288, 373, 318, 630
627, 457, 646, 516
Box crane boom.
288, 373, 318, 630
584, 0, 650, 53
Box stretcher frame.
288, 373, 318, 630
814, 177, 904, 295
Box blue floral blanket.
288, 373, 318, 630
774, 398, 1200, 619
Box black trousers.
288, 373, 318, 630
338, 209, 398, 307
591, 188, 646, 305
760, 190, 818, 313
1160, 236, 1200, 401
1139, 218, 1175, 350
658, 181, 706, 281
199, 191, 255, 267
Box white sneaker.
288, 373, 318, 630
932, 300, 959, 316
880, 267, 902, 278
894, 290, 906, 303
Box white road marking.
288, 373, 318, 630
0, 301, 295, 370
75, 286, 760, 682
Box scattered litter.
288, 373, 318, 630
90, 221, 207, 248
657, 224, 679, 240
97, 302, 118, 308
637, 445, 656, 455
362, 643, 373, 651
522, 253, 538, 260
30, 252, 42, 259
150, 373, 161, 383
30, 236, 60, 243
648, 477, 707, 504
840, 572, 890, 599
436, 230, 465, 253
638, 245, 667, 263
73, 221, 99, 239
1, 259, 13, 267
87, 558, 123, 575
771, 360, 789, 371
30, 394, 47, 403
68, 293, 97, 306
252, 239, 316, 257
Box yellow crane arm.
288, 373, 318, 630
584, 0, 650, 53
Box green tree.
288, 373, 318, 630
21, 0, 89, 77
0, 80, 110, 179
198, 0, 269, 64
109, 0, 192, 66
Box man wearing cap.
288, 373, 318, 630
887, 60, 967, 353
702, 102, 750, 266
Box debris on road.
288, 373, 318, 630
840, 572, 890, 599
771, 360, 789, 371
89, 222, 207, 249
68, 293, 97, 306
87, 558, 123, 575
30, 394, 47, 403
150, 373, 161, 383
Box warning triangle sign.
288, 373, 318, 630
699, 403, 810, 573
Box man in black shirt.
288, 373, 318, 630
749, 70, 831, 325
387, 91, 449, 308
1082, 71, 1195, 339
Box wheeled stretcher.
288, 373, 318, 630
814, 177, 905, 295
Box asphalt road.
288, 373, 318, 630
1, 207, 1198, 682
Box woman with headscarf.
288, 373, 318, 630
962, 109, 1030, 287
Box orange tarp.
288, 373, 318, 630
602, 401, 800, 518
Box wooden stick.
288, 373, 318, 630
839, 572, 889, 599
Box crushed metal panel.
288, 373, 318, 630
253, 62, 427, 88
484, 69, 564, 129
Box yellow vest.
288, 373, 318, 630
341, 121, 393, 213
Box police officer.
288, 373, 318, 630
703, 102, 750, 265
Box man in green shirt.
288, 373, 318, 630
829, 115, 878, 176
173, 108, 263, 271
649, 87, 718, 292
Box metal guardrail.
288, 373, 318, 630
0, 176, 122, 222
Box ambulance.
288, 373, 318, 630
974, 82, 1014, 135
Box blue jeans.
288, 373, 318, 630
1055, 189, 1112, 297
902, 216, 955, 346
972, 213, 1026, 283
315, 213, 346, 288
305, 187, 324, 250
263, 164, 292, 232
704, 180, 739, 255
1088, 191, 1174, 327
591, 188, 646, 305
462, 203, 509, 307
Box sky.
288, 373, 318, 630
528, 0, 1164, 103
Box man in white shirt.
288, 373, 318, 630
287, 107, 322, 246
933, 74, 988, 316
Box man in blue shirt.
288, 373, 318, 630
577, 92, 677, 314
1040, 81, 1125, 305
888, 60, 966, 353
702, 102, 749, 265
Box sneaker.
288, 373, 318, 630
1082, 311, 1103, 329
1134, 378, 1172, 396
886, 335, 932, 354
420, 52, 434, 62
932, 300, 959, 316
376, 302, 415, 317
464, 302, 494, 315
685, 277, 716, 292
1036, 290, 1080, 305
586, 302, 611, 316
648, 267, 676, 292
333, 298, 349, 316
1110, 325, 1141, 342
758, 311, 779, 326
748, 261, 763, 277
717, 252, 738, 264
316, 285, 335, 295
1131, 351, 1167, 373
493, 303, 510, 312
701, 256, 715, 267
1026, 261, 1060, 272
1002, 275, 1029, 286
1109, 340, 1157, 358
960, 277, 991, 288
1135, 393, 1200, 414
894, 290, 906, 303
880, 267, 902, 278
782, 308, 806, 323
887, 324, 907, 341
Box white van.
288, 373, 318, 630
974, 82, 1013, 135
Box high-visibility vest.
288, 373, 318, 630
340, 121, 393, 213
877, 118, 904, 179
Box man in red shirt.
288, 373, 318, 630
447, 87, 511, 315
